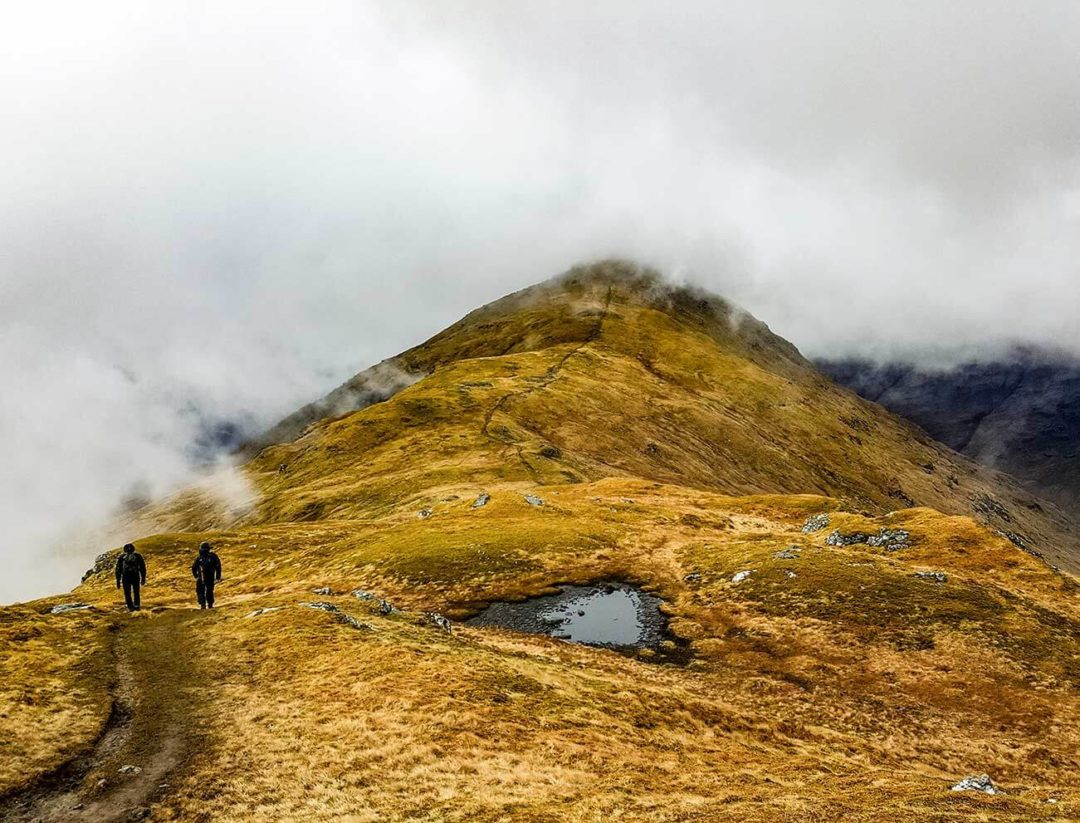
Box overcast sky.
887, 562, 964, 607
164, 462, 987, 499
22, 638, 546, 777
3, 1, 1080, 601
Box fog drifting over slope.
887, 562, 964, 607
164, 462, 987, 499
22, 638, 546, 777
3, 1, 1080, 601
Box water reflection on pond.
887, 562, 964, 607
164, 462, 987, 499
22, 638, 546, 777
467, 582, 671, 655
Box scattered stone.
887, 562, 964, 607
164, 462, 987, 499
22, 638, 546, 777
826, 528, 912, 551
50, 603, 93, 614
867, 528, 912, 551
300, 601, 373, 631
731, 570, 752, 584
774, 547, 801, 560
524, 494, 544, 507
96, 779, 107, 789
312, 587, 332, 595
785, 570, 797, 579
539, 445, 561, 459
352, 589, 376, 601
684, 572, 702, 584
997, 529, 1043, 558
825, 530, 873, 547
950, 774, 999, 795
802, 514, 830, 533
472, 492, 491, 508
377, 599, 395, 616
418, 508, 433, 519
914, 571, 948, 583
620, 498, 635, 504
245, 607, 284, 618
118, 764, 142, 776
424, 613, 452, 633
971, 493, 1012, 523
339, 613, 374, 631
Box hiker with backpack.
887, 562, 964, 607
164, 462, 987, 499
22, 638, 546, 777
191, 542, 223, 609
114, 543, 147, 612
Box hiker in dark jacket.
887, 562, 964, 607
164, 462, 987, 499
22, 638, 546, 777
114, 543, 147, 612
191, 542, 222, 609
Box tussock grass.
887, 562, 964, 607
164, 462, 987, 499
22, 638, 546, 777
4, 265, 1080, 819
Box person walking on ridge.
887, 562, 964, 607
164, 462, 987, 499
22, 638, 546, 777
115, 543, 147, 612
192, 541, 222, 609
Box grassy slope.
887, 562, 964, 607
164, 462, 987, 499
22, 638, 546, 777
3, 262, 1080, 820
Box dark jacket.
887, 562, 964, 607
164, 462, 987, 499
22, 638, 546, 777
115, 552, 147, 585
192, 551, 222, 583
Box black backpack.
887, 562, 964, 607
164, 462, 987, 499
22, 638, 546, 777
195, 553, 215, 579
121, 552, 140, 575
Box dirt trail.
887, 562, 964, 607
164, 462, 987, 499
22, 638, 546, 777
0, 609, 203, 823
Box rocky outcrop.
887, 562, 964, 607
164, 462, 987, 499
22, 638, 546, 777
950, 774, 999, 794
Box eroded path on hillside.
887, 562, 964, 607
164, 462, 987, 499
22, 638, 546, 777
1, 610, 202, 823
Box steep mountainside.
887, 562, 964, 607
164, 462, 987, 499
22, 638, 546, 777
820, 350, 1080, 518
3, 262, 1080, 822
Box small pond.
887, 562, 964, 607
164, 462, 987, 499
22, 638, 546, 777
466, 582, 677, 658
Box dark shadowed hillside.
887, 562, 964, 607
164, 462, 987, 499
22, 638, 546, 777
819, 349, 1080, 518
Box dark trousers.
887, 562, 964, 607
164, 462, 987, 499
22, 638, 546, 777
121, 574, 141, 610
196, 579, 216, 608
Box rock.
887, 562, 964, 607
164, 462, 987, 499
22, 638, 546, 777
541, 613, 565, 625
472, 492, 491, 508
950, 774, 999, 795
825, 530, 872, 547
914, 571, 948, 583
866, 528, 912, 551
351, 589, 376, 601
774, 547, 800, 560
300, 601, 338, 613
971, 493, 1012, 522
245, 607, 284, 618
418, 508, 433, 519
300, 601, 373, 630
684, 572, 702, 583
539, 445, 561, 459
620, 498, 635, 504
81, 551, 116, 583
802, 514, 830, 533
524, 494, 544, 507
118, 764, 142, 775
96, 778, 107, 789
340, 613, 374, 631
731, 570, 752, 584
377, 599, 395, 616
50, 603, 93, 614
424, 612, 452, 633
998, 529, 1042, 558
312, 587, 332, 595
785, 570, 797, 579
826, 528, 911, 551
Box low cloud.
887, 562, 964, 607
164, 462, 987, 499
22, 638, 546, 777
3, 1, 1080, 601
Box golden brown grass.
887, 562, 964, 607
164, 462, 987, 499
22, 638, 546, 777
3, 263, 1080, 820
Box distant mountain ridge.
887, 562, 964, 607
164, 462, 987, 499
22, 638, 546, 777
819, 348, 1080, 518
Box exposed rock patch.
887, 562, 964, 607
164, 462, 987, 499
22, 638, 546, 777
50, 603, 93, 615
950, 774, 999, 795
802, 514, 830, 533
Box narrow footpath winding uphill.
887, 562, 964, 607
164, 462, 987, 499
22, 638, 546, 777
3, 262, 1080, 821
